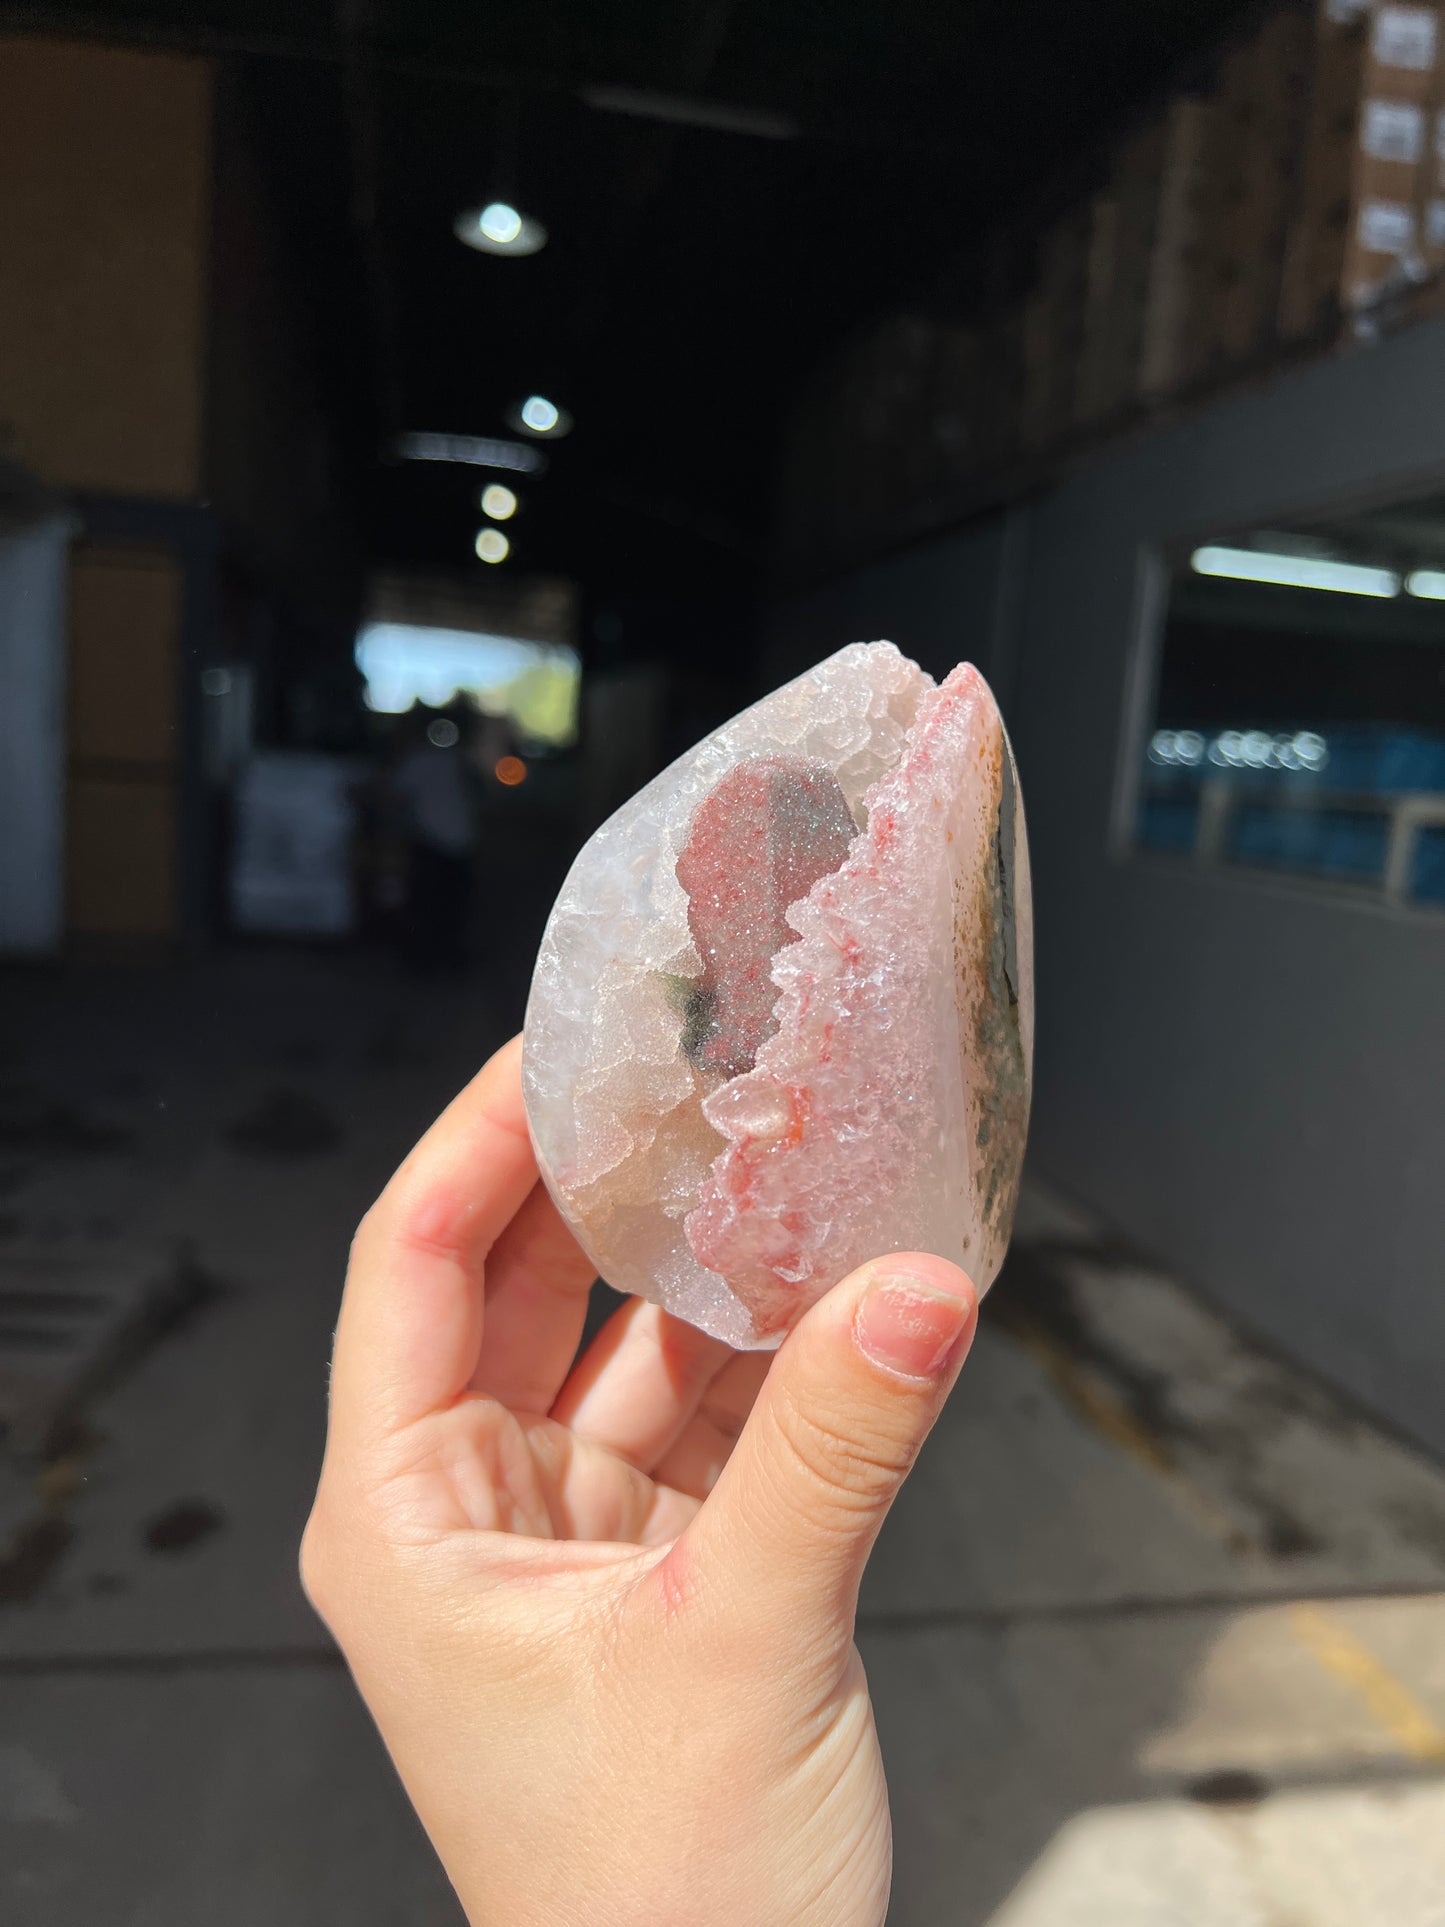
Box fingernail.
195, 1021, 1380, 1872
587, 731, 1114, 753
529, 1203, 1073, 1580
854, 1270, 975, 1380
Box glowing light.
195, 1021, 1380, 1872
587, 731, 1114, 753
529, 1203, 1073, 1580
475, 528, 510, 564
1148, 730, 1205, 767
507, 394, 572, 439
481, 483, 518, 520
479, 202, 521, 244
1163, 728, 1332, 773
1292, 731, 1329, 771
354, 625, 579, 743
453, 203, 548, 257
1191, 546, 1399, 598
494, 755, 527, 786
1405, 568, 1445, 598
427, 718, 459, 748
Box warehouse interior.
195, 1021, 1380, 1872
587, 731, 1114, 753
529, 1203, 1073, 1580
2, 3, 1445, 1923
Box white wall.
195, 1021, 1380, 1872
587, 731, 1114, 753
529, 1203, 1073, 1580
766, 320, 1445, 1456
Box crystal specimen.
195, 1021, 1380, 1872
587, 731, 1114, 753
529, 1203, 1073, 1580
522, 642, 1032, 1349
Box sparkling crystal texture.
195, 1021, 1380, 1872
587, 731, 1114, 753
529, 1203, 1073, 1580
522, 642, 1033, 1348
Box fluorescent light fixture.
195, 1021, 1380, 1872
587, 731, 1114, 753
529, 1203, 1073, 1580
506, 394, 573, 439
393, 432, 546, 476
1405, 568, 1445, 598
480, 483, 518, 520
454, 201, 548, 257
475, 528, 510, 564
580, 83, 798, 141
1191, 545, 1400, 597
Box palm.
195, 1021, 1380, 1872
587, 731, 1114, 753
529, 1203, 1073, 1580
369, 1171, 771, 1550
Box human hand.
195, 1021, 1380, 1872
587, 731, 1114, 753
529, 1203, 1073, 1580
302, 1036, 978, 1926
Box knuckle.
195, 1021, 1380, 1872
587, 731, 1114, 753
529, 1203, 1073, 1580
772, 1381, 916, 1508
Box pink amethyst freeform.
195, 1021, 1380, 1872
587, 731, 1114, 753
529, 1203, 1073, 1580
522, 642, 1033, 1349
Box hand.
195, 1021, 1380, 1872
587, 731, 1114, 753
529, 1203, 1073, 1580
302, 1036, 978, 1926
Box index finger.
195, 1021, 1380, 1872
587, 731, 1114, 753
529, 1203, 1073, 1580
328, 1035, 538, 1448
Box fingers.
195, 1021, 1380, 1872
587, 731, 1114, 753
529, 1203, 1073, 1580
650, 1351, 773, 1498
521, 1415, 703, 1545
549, 1297, 735, 1472
469, 1183, 597, 1414
329, 1036, 537, 1448
677, 1253, 977, 1641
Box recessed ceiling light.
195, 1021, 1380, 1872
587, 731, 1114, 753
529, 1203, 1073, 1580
506, 394, 573, 439
454, 201, 548, 257
481, 483, 518, 520
475, 528, 510, 564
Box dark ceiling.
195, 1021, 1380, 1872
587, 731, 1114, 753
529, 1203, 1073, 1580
13, 0, 1255, 598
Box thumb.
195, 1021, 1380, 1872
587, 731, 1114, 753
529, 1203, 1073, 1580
684, 1252, 978, 1640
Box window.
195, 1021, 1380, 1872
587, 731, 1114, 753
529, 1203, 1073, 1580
1135, 492, 1445, 908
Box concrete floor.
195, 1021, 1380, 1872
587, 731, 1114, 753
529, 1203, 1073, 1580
1, 952, 1443, 1926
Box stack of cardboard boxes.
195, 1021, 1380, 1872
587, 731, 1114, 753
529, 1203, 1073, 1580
1137, 98, 1217, 398
1337, 1, 1445, 308
778, 0, 1445, 576
1021, 209, 1091, 448
1280, 2, 1373, 338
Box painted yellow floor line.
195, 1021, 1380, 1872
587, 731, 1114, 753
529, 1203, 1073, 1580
1290, 1602, 1445, 1765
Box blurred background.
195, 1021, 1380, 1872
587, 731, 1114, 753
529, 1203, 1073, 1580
2, 1, 1445, 1921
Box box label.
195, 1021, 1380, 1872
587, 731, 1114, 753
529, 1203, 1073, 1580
1363, 98, 1428, 158
1358, 199, 1418, 249
1372, 6, 1439, 70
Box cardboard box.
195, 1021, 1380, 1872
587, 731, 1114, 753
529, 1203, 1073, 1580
1073, 191, 1122, 426
1279, 2, 1371, 339
1208, 5, 1315, 367
973, 306, 1025, 474
1341, 1, 1445, 307
1069, 97, 1219, 420
1020, 209, 1090, 448
929, 324, 983, 490
1138, 97, 1218, 397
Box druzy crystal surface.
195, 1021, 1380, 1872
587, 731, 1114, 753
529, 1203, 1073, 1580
522, 642, 1033, 1349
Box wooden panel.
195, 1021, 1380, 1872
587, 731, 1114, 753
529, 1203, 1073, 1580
0, 38, 212, 498
66, 542, 182, 940
69, 546, 182, 767
66, 778, 177, 938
